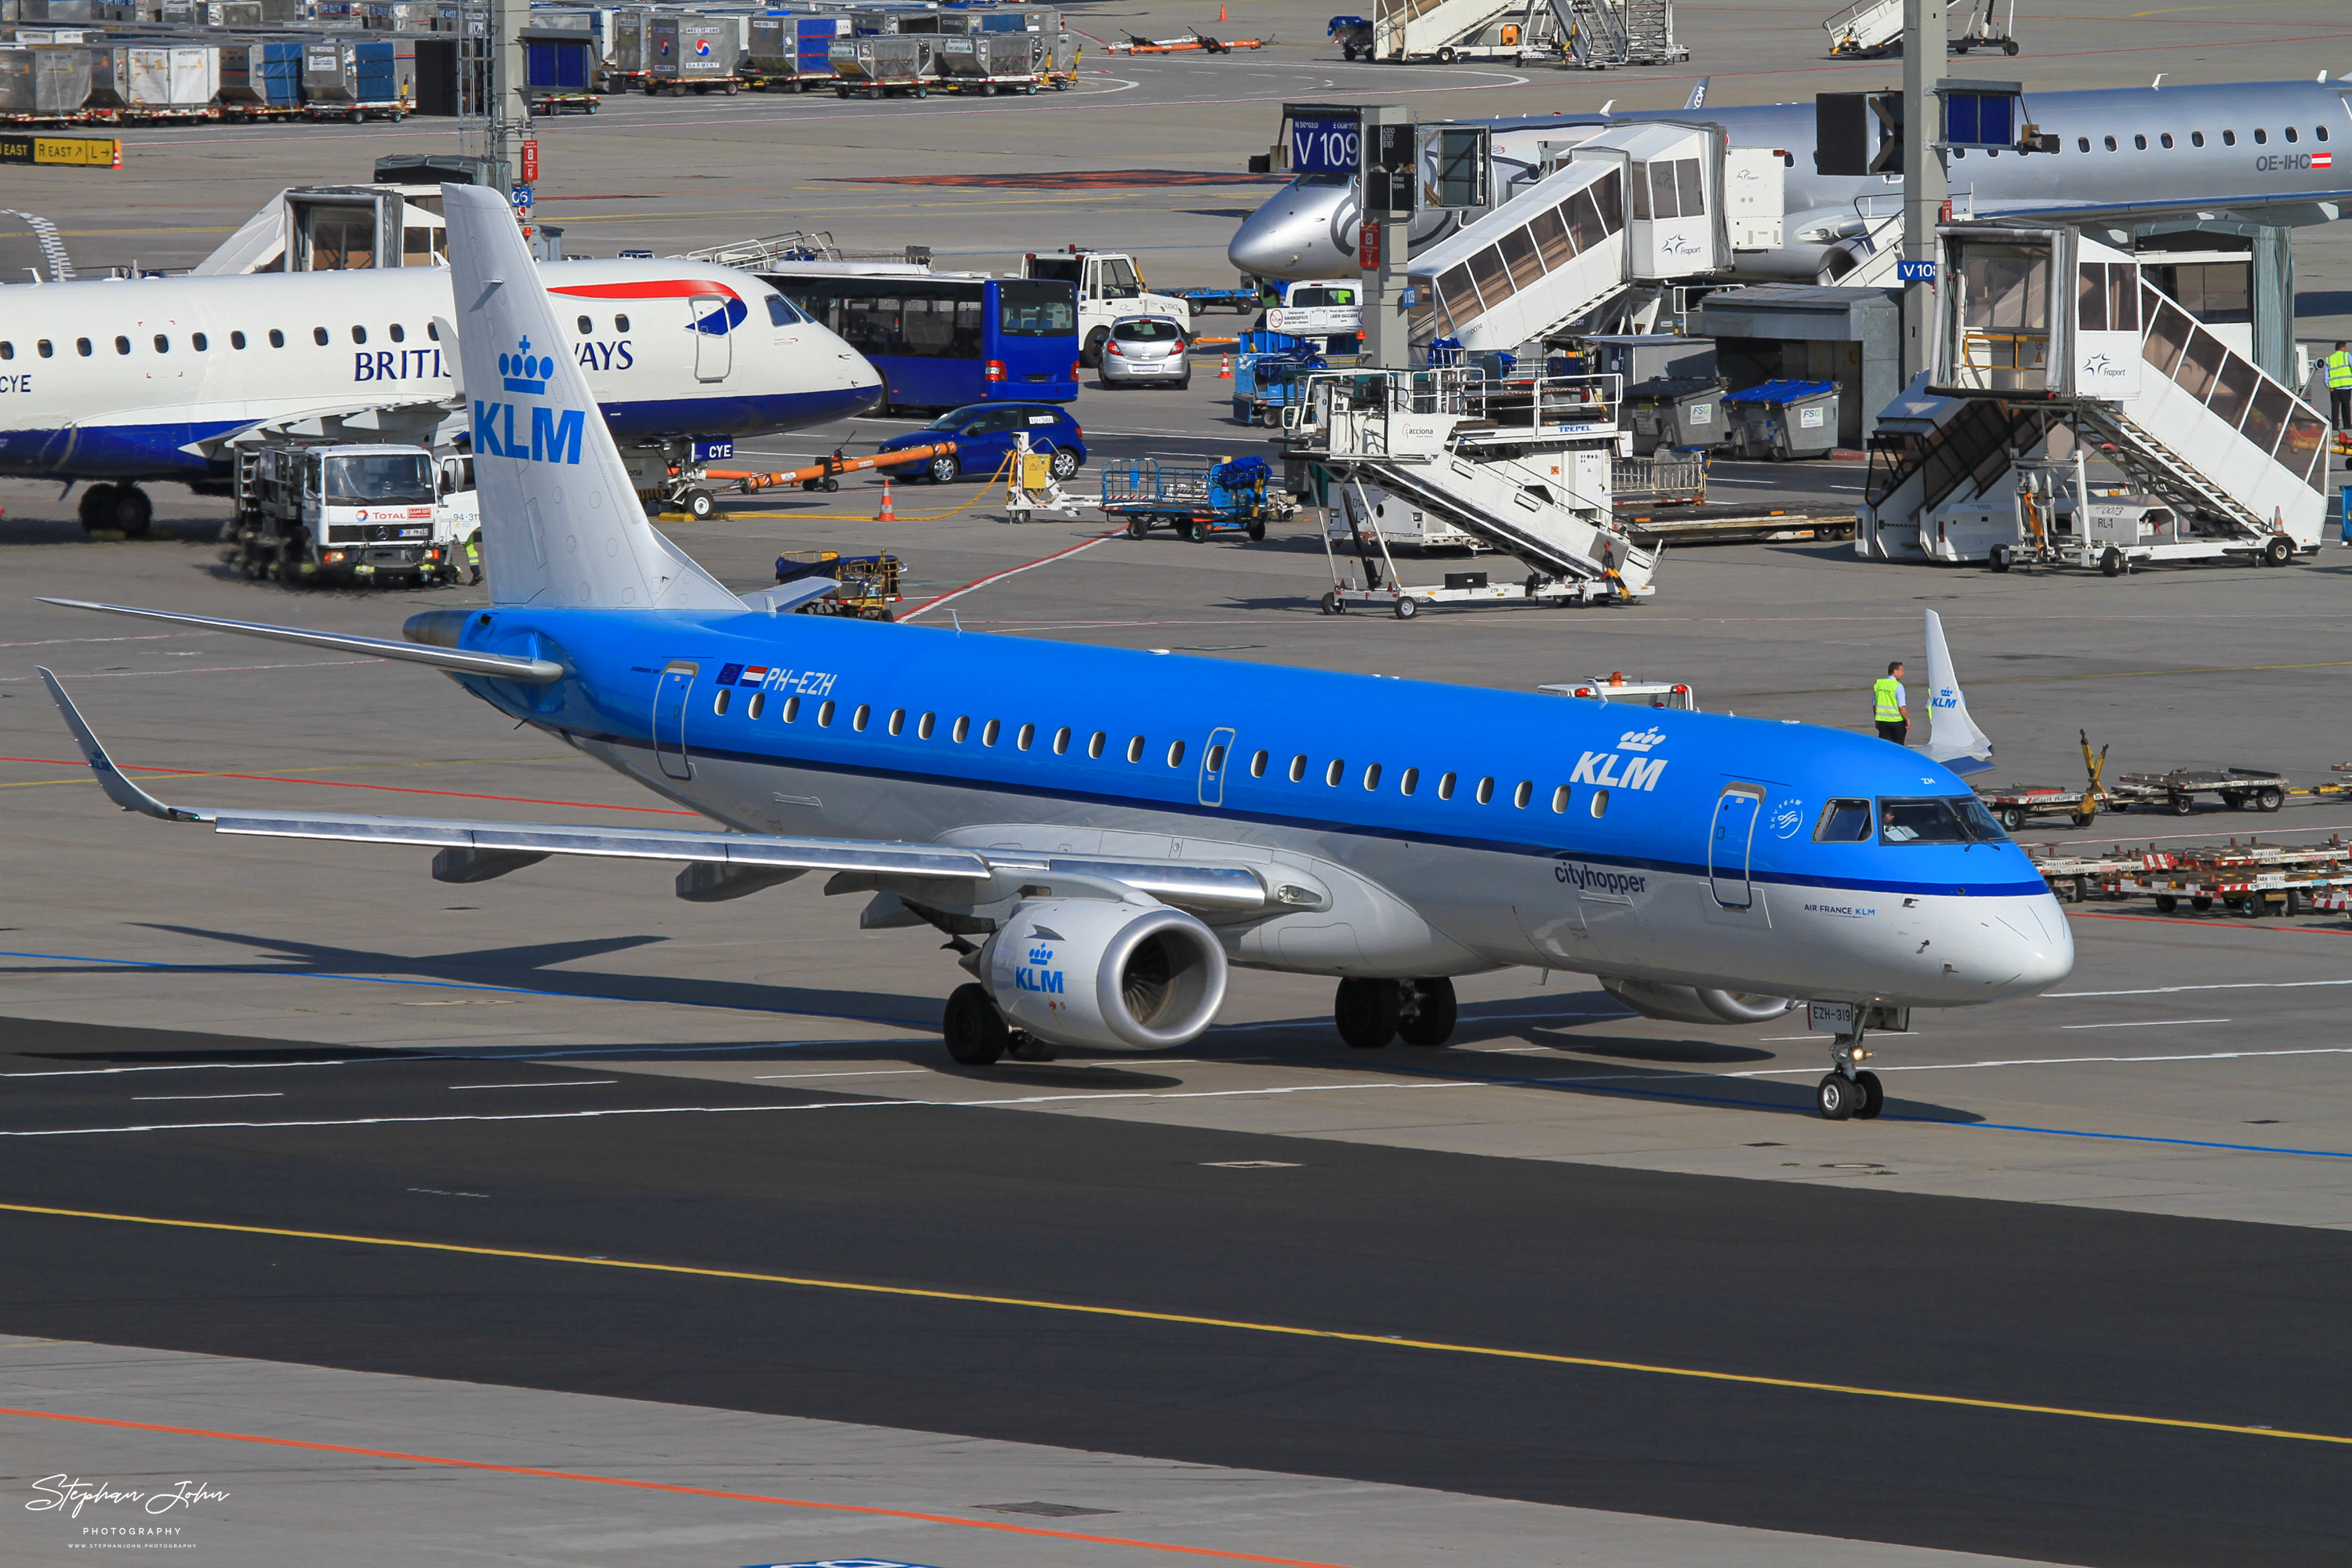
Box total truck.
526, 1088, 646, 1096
224, 438, 472, 586
1019, 249, 1192, 366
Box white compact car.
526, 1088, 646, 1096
1097, 315, 1191, 390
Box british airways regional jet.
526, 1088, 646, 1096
35, 185, 2071, 1123
0, 259, 880, 534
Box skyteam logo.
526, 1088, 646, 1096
500, 337, 552, 394
473, 335, 585, 466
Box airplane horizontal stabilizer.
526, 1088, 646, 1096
40, 597, 564, 683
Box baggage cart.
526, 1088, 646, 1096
1233, 332, 1325, 426
87, 42, 219, 120
743, 13, 849, 92
775, 550, 904, 619
1102, 456, 1284, 543
299, 38, 412, 120
1723, 378, 1840, 459
218, 38, 303, 118
829, 34, 933, 96
521, 27, 601, 111
1611, 450, 1708, 507
934, 30, 1048, 93
2107, 766, 2290, 818
0, 44, 95, 120
1327, 13, 1372, 57
644, 17, 737, 93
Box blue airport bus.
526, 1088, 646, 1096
758, 264, 1080, 412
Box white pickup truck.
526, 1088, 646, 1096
1264, 278, 1363, 343
1020, 249, 1192, 367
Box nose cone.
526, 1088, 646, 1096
1227, 180, 1356, 280
1989, 892, 2075, 1000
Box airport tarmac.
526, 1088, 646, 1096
9, 3, 2352, 1563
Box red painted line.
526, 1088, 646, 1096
0, 756, 698, 817
899, 530, 1124, 620
2067, 911, 2350, 936
0, 1406, 1358, 1568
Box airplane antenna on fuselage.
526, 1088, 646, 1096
439, 183, 738, 613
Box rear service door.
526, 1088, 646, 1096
1708, 782, 1763, 908
692, 296, 732, 383
654, 661, 696, 779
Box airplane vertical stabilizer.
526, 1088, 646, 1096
441, 183, 739, 612
1921, 608, 1994, 776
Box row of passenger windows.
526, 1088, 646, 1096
1952, 124, 2329, 159
0, 313, 633, 362
710, 688, 1618, 818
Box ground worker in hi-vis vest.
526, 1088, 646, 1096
2328, 340, 2352, 434
1874, 660, 1908, 745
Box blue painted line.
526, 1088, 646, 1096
0, 949, 938, 1033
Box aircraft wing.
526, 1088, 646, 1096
183, 395, 463, 459
38, 667, 1277, 917
1974, 187, 2352, 230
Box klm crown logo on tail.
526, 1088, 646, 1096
474, 336, 585, 466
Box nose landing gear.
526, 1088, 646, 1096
1816, 1018, 1886, 1120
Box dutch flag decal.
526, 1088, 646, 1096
2314, 152, 2334, 169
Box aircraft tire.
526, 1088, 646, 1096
1334, 977, 1399, 1049
78, 485, 118, 532
1396, 977, 1457, 1047
1816, 1073, 1856, 1120
1853, 1069, 1885, 1120
942, 982, 1008, 1065
683, 488, 717, 521
112, 486, 153, 535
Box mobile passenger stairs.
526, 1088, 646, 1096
1287, 365, 1656, 615
1857, 223, 2329, 572
1362, 0, 1683, 65
1824, 0, 2016, 59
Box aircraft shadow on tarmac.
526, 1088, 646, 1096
119, 922, 946, 1033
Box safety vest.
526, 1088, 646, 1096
1872, 677, 1904, 723
2328, 350, 2352, 390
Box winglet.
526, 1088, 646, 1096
37, 668, 212, 822
1919, 609, 1994, 777
1683, 76, 1710, 111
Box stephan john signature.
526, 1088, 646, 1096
27, 1477, 230, 1519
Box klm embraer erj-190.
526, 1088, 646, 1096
0, 256, 880, 534
36, 185, 2071, 1123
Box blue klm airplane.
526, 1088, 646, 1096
38, 186, 2070, 1122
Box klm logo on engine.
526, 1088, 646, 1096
1570, 727, 1669, 791
1015, 944, 1065, 995
472, 339, 585, 466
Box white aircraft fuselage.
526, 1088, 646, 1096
0, 260, 881, 483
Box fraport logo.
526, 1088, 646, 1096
473, 336, 585, 466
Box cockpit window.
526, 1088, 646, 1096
1814, 798, 1874, 842
765, 293, 808, 327
1878, 796, 2009, 844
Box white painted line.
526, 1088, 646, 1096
129, 1092, 284, 1102
2048, 980, 2352, 998
751, 1069, 929, 1080
3, 1060, 347, 1079
2060, 1019, 2230, 1030
1708, 1046, 2352, 1079
0, 1079, 1479, 1138
448, 1080, 619, 1091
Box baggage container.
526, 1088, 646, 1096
643, 16, 735, 91
0, 42, 93, 115
828, 32, 931, 95
20, 0, 94, 20
301, 35, 412, 118
88, 43, 219, 115
744, 12, 847, 89
935, 28, 1044, 89
520, 25, 598, 110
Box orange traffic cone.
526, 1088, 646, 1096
1218, 355, 1233, 379
878, 477, 896, 523
1218, 2, 1226, 18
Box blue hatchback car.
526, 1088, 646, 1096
879, 403, 1087, 485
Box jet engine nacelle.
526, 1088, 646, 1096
1599, 975, 1796, 1026
983, 900, 1228, 1051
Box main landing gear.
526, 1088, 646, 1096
941, 982, 1058, 1066
77, 483, 154, 535
1332, 977, 1458, 1050
1816, 1018, 1885, 1121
